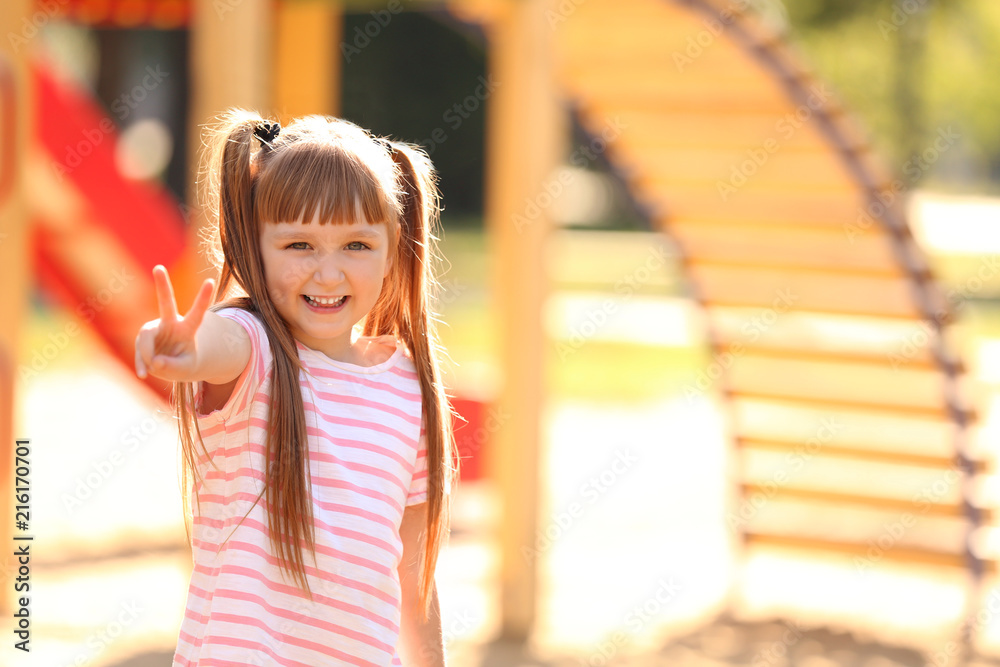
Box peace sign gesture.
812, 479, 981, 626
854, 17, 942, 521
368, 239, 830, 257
135, 265, 216, 381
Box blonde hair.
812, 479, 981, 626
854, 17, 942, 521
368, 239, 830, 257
176, 108, 459, 619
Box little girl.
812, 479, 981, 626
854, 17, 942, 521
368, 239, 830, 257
134, 109, 459, 666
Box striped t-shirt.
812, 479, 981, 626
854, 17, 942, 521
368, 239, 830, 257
173, 307, 428, 666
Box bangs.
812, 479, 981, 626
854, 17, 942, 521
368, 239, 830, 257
254, 135, 399, 227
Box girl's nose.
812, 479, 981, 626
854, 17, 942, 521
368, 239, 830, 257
314, 258, 345, 284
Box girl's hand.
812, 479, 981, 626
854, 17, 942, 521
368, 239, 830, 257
135, 265, 215, 382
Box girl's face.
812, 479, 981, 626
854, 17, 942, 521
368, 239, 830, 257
259, 213, 394, 363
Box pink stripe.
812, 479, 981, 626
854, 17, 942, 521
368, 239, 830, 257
304, 384, 421, 426
203, 466, 265, 484
195, 454, 410, 498
202, 632, 370, 667
198, 660, 286, 667
305, 366, 421, 401
305, 426, 413, 470
193, 516, 398, 575
196, 481, 402, 516
201, 415, 418, 466
196, 562, 398, 632
183, 587, 395, 655
389, 364, 418, 381
214, 587, 395, 648
305, 406, 416, 447
194, 494, 395, 532
193, 507, 399, 559
187, 540, 398, 607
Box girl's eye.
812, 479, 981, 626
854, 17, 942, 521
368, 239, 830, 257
286, 242, 310, 250
346, 241, 370, 251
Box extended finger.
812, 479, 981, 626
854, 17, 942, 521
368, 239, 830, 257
152, 265, 180, 321
135, 335, 146, 379
135, 327, 156, 379
183, 278, 215, 331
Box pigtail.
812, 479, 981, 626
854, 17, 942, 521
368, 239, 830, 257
181, 109, 317, 596
365, 141, 461, 621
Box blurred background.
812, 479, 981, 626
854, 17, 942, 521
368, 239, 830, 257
2, 0, 1000, 665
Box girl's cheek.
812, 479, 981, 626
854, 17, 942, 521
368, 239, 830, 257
285, 257, 315, 286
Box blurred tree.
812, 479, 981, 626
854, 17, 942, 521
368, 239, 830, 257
778, 0, 1000, 193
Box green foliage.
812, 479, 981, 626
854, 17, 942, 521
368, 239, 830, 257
778, 0, 1000, 192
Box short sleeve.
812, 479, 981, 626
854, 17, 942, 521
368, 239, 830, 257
406, 425, 428, 507
194, 307, 273, 422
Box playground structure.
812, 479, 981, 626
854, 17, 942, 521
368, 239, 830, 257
0, 0, 992, 658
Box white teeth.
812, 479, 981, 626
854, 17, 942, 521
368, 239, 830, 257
306, 295, 346, 307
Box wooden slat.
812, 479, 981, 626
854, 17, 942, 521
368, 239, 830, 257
740, 495, 969, 557
732, 398, 961, 458
690, 257, 909, 280
619, 147, 866, 193
634, 171, 875, 197
726, 354, 949, 414
705, 306, 950, 369
582, 108, 859, 153
738, 437, 987, 471
731, 390, 960, 419
740, 450, 969, 510
742, 484, 971, 519
558, 12, 755, 57
559, 61, 780, 97
690, 264, 941, 319
651, 189, 877, 227
667, 217, 905, 274
746, 534, 974, 570
558, 70, 797, 114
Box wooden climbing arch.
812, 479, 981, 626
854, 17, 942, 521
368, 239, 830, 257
451, 0, 989, 639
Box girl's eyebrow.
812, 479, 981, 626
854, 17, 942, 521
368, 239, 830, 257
270, 227, 382, 240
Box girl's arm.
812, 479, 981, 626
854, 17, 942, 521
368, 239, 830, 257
134, 265, 251, 386
397, 502, 446, 667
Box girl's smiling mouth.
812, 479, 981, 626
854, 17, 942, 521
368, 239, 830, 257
303, 295, 349, 311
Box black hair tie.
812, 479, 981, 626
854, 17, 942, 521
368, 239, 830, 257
376, 136, 395, 155
254, 121, 280, 148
